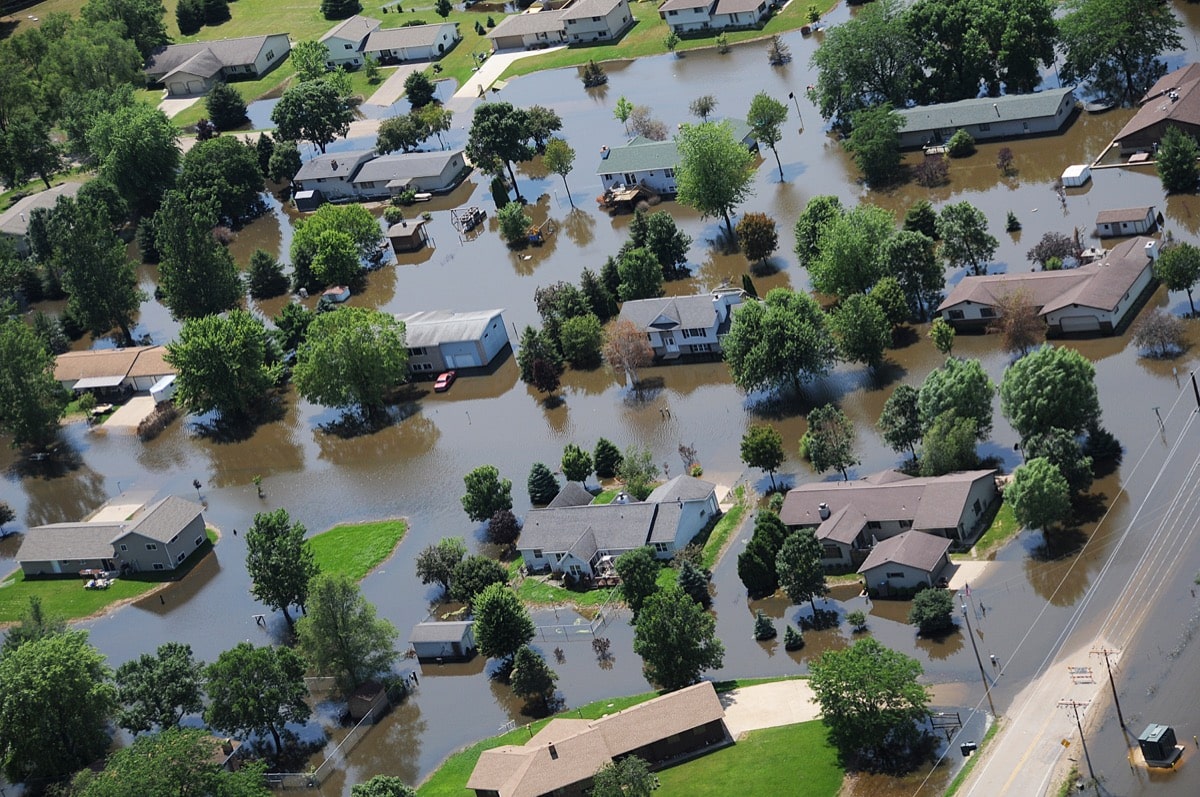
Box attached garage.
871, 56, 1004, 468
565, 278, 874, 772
1058, 315, 1101, 333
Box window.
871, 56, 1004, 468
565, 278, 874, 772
624, 173, 636, 183
899, 519, 912, 529
153, 563, 165, 571
979, 307, 996, 318
592, 15, 601, 20
665, 168, 675, 177
145, 543, 158, 551
119, 544, 128, 552
195, 536, 204, 546
344, 43, 353, 49
409, 346, 426, 356
691, 343, 713, 353
653, 542, 670, 553
177, 552, 186, 563
266, 50, 275, 60
822, 544, 841, 559
867, 521, 882, 530
973, 498, 983, 515
949, 310, 965, 320
979, 123, 991, 132
885, 571, 905, 579
554, 552, 564, 562
1022, 122, 1029, 131
169, 534, 179, 544
602, 174, 612, 181
668, 8, 678, 14
532, 549, 544, 558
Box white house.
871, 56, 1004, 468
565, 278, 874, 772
53, 346, 177, 394
0, 182, 82, 256
1096, 206, 1158, 238
292, 149, 376, 202
320, 15, 382, 68
144, 34, 291, 96
395, 308, 510, 373
485, 9, 567, 51
559, 0, 634, 44
616, 288, 744, 359
350, 150, 467, 199
895, 87, 1077, 149
857, 531, 953, 594
597, 119, 756, 194
937, 236, 1159, 335
710, 0, 770, 29
364, 22, 461, 63
409, 620, 476, 661
658, 0, 770, 33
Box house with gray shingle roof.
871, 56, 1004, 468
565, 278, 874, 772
857, 530, 952, 593
0, 182, 82, 256
597, 119, 756, 194
486, 9, 568, 51
293, 150, 375, 202
547, 481, 596, 508
320, 15, 382, 68
936, 236, 1159, 335
617, 288, 744, 360
395, 308, 510, 373
408, 620, 476, 661
486, 0, 633, 51
351, 149, 467, 199
895, 87, 1077, 149
144, 34, 291, 97
364, 22, 461, 63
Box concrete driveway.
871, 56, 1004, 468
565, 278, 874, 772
719, 680, 821, 739
158, 94, 202, 117
451, 46, 566, 100
365, 62, 431, 107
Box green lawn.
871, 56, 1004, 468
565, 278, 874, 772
513, 574, 617, 607
699, 485, 747, 570
306, 519, 407, 582
0, 529, 217, 623
967, 500, 1020, 557
0, 167, 91, 209
591, 488, 619, 505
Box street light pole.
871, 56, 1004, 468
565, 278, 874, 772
962, 604, 997, 717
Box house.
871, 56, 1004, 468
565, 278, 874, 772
779, 469, 998, 568
144, 34, 291, 96
597, 119, 756, 194
894, 87, 1077, 149
388, 219, 430, 253
0, 182, 83, 256
467, 681, 729, 797
616, 288, 745, 359
547, 481, 595, 508
396, 308, 510, 373
54, 346, 177, 393
350, 150, 467, 199
936, 236, 1160, 335
486, 8, 567, 51
320, 15, 381, 68
364, 22, 461, 63
519, 475, 720, 578
409, 620, 476, 661
1114, 64, 1200, 154
17, 495, 207, 576
559, 0, 634, 44
711, 0, 770, 29
1096, 206, 1158, 238
658, 0, 770, 33
293, 150, 376, 202
857, 530, 953, 593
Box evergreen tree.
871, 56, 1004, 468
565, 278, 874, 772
754, 610, 777, 640
527, 462, 560, 505
594, 437, 622, 478
561, 443, 593, 483
677, 560, 711, 608
246, 249, 289, 300
176, 0, 202, 34
321, 0, 362, 20
510, 645, 558, 711
737, 511, 790, 597
202, 0, 230, 25
205, 82, 248, 131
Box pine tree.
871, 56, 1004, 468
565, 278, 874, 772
677, 560, 711, 608
784, 625, 804, 651
594, 437, 622, 478
754, 610, 777, 640
527, 462, 560, 505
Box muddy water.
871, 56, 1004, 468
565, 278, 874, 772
6, 3, 1200, 793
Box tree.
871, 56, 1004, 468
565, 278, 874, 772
88, 102, 180, 214
1131, 308, 1186, 358
991, 290, 1046, 355
528, 462, 560, 505
1157, 125, 1200, 193
202, 0, 230, 24
809, 638, 931, 772
613, 95, 634, 131
937, 201, 998, 276
690, 94, 717, 122
543, 137, 576, 206
675, 120, 756, 237
831, 294, 890, 369
918, 357, 993, 439
845, 104, 902, 185
754, 610, 777, 640
416, 103, 454, 149
1025, 428, 1094, 495
1026, 231, 1079, 269
616, 445, 659, 500
809, 203, 895, 297
1154, 242, 1200, 315
559, 313, 603, 368
1, 596, 65, 657
115, 642, 204, 734
0, 318, 66, 450
510, 645, 558, 710
487, 509, 521, 547
176, 0, 202, 34
561, 443, 594, 482
871, 276, 909, 328
404, 70, 436, 109
523, 105, 563, 151
154, 192, 243, 320
741, 424, 785, 489
534, 281, 591, 352
290, 40, 329, 83
272, 81, 352, 153
205, 81, 249, 131
1000, 345, 1101, 440
919, 410, 978, 477
737, 510, 790, 598
776, 529, 827, 617
0, 631, 115, 782
517, 326, 564, 395
274, 302, 315, 353
1007, 457, 1071, 533
627, 209, 692, 278
179, 135, 266, 225
450, 555, 509, 605
591, 756, 658, 797
766, 33, 790, 65
245, 508, 318, 629
617, 246, 663, 301
269, 140, 303, 183
884, 231, 942, 319
81, 0, 170, 58
352, 776, 417, 797
321, 0, 362, 20
167, 311, 274, 422
802, 404, 858, 480
664, 30, 680, 55
296, 573, 399, 696
2, 112, 63, 190
615, 547, 660, 618
746, 92, 788, 180
497, 201, 532, 247
467, 102, 534, 199
677, 560, 711, 608
794, 194, 843, 267
463, 465, 513, 523
434, 0, 451, 16
878, 384, 922, 460
633, 584, 725, 691
908, 588, 956, 635
602, 318, 654, 387
247, 249, 289, 299
722, 288, 838, 394
736, 212, 778, 265
294, 308, 408, 423
930, 317, 955, 355
204, 643, 310, 757
595, 438, 622, 478
473, 584, 535, 665
628, 105, 668, 141
415, 537, 466, 595
290, 203, 382, 290
904, 199, 939, 239
1059, 0, 1182, 102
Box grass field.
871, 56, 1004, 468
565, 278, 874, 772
968, 500, 1019, 557
0, 529, 217, 623
306, 518, 407, 581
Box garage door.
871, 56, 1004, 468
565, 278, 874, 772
187, 79, 206, 94
1059, 315, 1101, 333
444, 353, 481, 369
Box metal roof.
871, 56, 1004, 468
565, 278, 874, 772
896, 87, 1075, 133
395, 308, 504, 348
72, 375, 126, 390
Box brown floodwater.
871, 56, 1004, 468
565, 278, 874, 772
7, 3, 1200, 794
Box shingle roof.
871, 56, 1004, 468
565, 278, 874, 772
1117, 63, 1200, 143
127, 497, 203, 543
320, 14, 381, 44
364, 22, 456, 52
857, 530, 952, 574
145, 35, 286, 79
896, 87, 1075, 134
294, 150, 374, 182
521, 503, 657, 555
618, 294, 719, 332
164, 48, 227, 81
646, 474, 716, 503
486, 10, 566, 39
659, 0, 712, 11
547, 482, 596, 508
54, 346, 175, 383
560, 0, 622, 20
598, 119, 753, 175
126, 347, 175, 379
0, 182, 83, 237
714, 0, 765, 13
1096, 206, 1154, 224
394, 308, 504, 348
16, 524, 125, 562
352, 150, 463, 185
408, 620, 473, 644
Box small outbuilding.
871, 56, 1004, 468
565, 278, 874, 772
1096, 206, 1157, 238
388, 219, 430, 253
1061, 164, 1091, 187
409, 620, 476, 662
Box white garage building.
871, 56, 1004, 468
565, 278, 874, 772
395, 309, 510, 373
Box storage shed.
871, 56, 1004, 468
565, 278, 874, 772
409, 620, 476, 661
1096, 206, 1158, 238
388, 219, 429, 253
1061, 164, 1091, 187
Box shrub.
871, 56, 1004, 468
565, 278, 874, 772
383, 206, 405, 225
946, 128, 975, 157
847, 609, 868, 632
784, 625, 804, 650
914, 155, 949, 187
137, 402, 178, 441
753, 611, 777, 640
908, 588, 956, 636
1006, 211, 1021, 232
798, 608, 840, 631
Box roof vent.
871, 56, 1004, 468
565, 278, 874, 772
331, 160, 339, 171
818, 502, 830, 520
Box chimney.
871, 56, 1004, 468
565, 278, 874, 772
818, 502, 830, 520
613, 491, 631, 505
1145, 239, 1159, 261
548, 743, 558, 760
600, 146, 610, 160
222, 738, 234, 754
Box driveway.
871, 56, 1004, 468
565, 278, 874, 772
451, 46, 566, 100
364, 62, 431, 108
719, 680, 821, 739
158, 94, 202, 117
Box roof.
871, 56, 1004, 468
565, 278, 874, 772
386, 219, 427, 239
294, 150, 374, 182
547, 481, 596, 508
352, 150, 463, 185
486, 10, 566, 39
394, 308, 504, 348
895, 87, 1075, 133
320, 14, 381, 44
145, 34, 286, 79
659, 0, 713, 11
714, 0, 765, 13
645, 474, 716, 503
936, 236, 1157, 315
598, 119, 753, 175
125, 496, 205, 543
54, 346, 176, 383
1096, 206, 1154, 224
408, 620, 473, 644
619, 293, 721, 331
857, 530, 952, 575
521, 503, 657, 556
560, 0, 623, 20
468, 682, 724, 797
16, 523, 125, 562
364, 22, 456, 52
0, 182, 83, 237
163, 48, 227, 82
1116, 63, 1200, 143
127, 347, 173, 379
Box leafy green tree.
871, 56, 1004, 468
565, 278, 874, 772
268, 140, 303, 183
1025, 428, 1094, 495
809, 202, 894, 297
1000, 345, 1101, 440
884, 231, 942, 319
737, 510, 790, 597
528, 462, 560, 505
272, 81, 353, 153
794, 195, 843, 267
903, 199, 939, 239
351, 775, 416, 797
295, 308, 408, 423
1007, 457, 1071, 532
740, 424, 785, 489
466, 102, 534, 199
415, 537, 466, 595
88, 102, 180, 213
675, 120, 756, 237
613, 95, 634, 131
450, 555, 509, 605
417, 103, 454, 149
595, 437, 622, 478
0, 318, 66, 450
616, 445, 659, 500
205, 81, 249, 131
930, 317, 955, 355
831, 294, 890, 369
543, 137, 576, 206
1059, 0, 1183, 102
290, 203, 383, 290
871, 276, 910, 327
497, 201, 532, 247
626, 209, 692, 277
736, 212, 778, 265
591, 755, 658, 797
559, 313, 602, 368
296, 573, 399, 696
179, 135, 266, 224
747, 91, 788, 180
561, 443, 594, 482
847, 610, 868, 632
290, 40, 328, 82
473, 584, 535, 665
167, 311, 274, 422
534, 281, 590, 353
633, 584, 725, 691
76, 178, 129, 228
1154, 242, 1200, 315
845, 104, 902, 185
81, 0, 170, 58
615, 547, 660, 618
321, 0, 363, 22
523, 105, 563, 151
918, 357, 993, 439
918, 410, 978, 477
677, 560, 711, 608
404, 70, 436, 109
274, 302, 315, 352
434, 0, 452, 16
0, 630, 115, 782
937, 202, 998, 276
204, 643, 310, 757
802, 404, 858, 480
617, 246, 663, 301
908, 588, 956, 635
510, 645, 558, 710
1, 112, 63, 190
115, 642, 204, 734
776, 529, 827, 616
247, 249, 289, 299
463, 465, 513, 523
1, 596, 65, 656
878, 384, 922, 459
154, 192, 243, 319
31, 312, 69, 356
722, 288, 838, 394
245, 508, 319, 629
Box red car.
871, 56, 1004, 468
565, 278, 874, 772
433, 371, 457, 392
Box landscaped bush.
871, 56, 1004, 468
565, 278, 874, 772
947, 128, 976, 157
753, 610, 777, 640
784, 625, 804, 650
798, 608, 839, 631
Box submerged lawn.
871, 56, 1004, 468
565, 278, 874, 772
307, 519, 407, 582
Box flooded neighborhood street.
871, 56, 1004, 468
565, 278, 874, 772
7, 3, 1200, 794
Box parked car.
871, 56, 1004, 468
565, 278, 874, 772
434, 371, 457, 392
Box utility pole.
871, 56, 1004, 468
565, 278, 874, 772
1191, 370, 1200, 410
961, 603, 997, 717
1091, 646, 1125, 728
1059, 699, 1100, 796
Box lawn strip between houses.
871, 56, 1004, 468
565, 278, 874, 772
307, 518, 407, 582
959, 500, 1019, 559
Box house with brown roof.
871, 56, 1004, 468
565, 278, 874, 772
1096, 206, 1158, 238
780, 469, 998, 567
658, 0, 769, 33
936, 236, 1160, 335
467, 682, 729, 797
1114, 63, 1200, 154
54, 346, 177, 393
363, 22, 461, 63
144, 34, 291, 96
559, 0, 634, 44
617, 288, 744, 360
858, 530, 952, 593
320, 15, 381, 68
